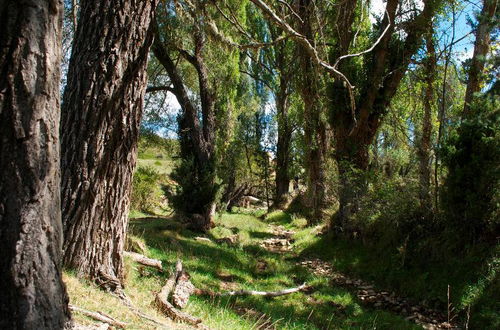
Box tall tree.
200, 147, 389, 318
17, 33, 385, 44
152, 0, 239, 230
61, 0, 158, 290
330, 0, 440, 232
463, 0, 498, 116
418, 22, 437, 212
0, 0, 70, 327
297, 0, 329, 223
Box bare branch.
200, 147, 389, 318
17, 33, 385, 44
249, 0, 391, 114
146, 85, 174, 93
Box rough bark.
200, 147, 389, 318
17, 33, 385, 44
297, 0, 329, 224
418, 24, 436, 212
152, 18, 217, 231
0, 1, 70, 328
61, 0, 158, 290
463, 0, 498, 117
274, 86, 292, 208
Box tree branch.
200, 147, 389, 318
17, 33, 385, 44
146, 86, 174, 93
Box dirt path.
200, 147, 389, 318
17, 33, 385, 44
260, 224, 458, 330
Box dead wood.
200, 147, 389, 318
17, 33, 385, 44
195, 283, 309, 298
172, 272, 196, 309
69, 304, 127, 329
124, 251, 163, 271
155, 260, 204, 327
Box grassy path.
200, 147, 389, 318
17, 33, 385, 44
66, 210, 446, 329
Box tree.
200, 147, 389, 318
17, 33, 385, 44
61, 0, 158, 290
296, 0, 329, 223
0, 0, 70, 327
329, 0, 440, 232
418, 22, 437, 212
152, 0, 246, 230
463, 0, 498, 116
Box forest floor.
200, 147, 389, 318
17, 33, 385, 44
65, 209, 465, 329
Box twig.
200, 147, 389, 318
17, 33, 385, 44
69, 304, 127, 329
195, 283, 309, 297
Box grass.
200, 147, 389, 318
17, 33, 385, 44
293, 227, 500, 329
66, 210, 421, 329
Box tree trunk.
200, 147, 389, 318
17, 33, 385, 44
463, 0, 498, 116
329, 0, 438, 233
61, 0, 158, 290
418, 24, 436, 212
333, 126, 371, 233
297, 0, 328, 224
152, 21, 217, 231
0, 1, 70, 328
274, 82, 292, 209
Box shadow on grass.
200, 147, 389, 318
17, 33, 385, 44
129, 216, 419, 329
299, 232, 500, 329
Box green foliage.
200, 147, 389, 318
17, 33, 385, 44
131, 166, 164, 213
441, 96, 500, 243
170, 155, 220, 216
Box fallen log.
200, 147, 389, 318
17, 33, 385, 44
124, 251, 162, 271
172, 271, 195, 309
195, 283, 309, 298
69, 304, 127, 329
194, 236, 212, 243
155, 260, 203, 327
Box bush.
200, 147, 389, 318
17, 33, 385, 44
441, 96, 500, 244
131, 166, 164, 213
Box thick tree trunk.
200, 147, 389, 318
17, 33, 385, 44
61, 0, 157, 290
298, 0, 328, 224
463, 0, 498, 116
333, 125, 371, 233
0, 1, 70, 328
418, 25, 436, 212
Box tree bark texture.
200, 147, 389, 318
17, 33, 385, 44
463, 0, 498, 117
418, 23, 436, 212
61, 0, 158, 289
297, 0, 329, 224
330, 0, 439, 232
274, 87, 292, 208
0, 1, 70, 328
153, 22, 218, 231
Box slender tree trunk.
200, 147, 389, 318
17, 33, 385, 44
0, 1, 70, 328
274, 83, 292, 208
463, 0, 498, 116
152, 22, 218, 231
298, 0, 328, 224
61, 0, 157, 290
418, 23, 436, 212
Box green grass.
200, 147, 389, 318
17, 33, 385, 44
65, 208, 498, 329
137, 158, 176, 176
293, 227, 499, 329
122, 212, 418, 329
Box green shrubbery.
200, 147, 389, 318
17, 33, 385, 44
441, 97, 499, 244
131, 166, 165, 213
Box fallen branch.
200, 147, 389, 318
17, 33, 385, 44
124, 251, 163, 271
195, 283, 309, 298
69, 304, 127, 329
117, 294, 173, 329
155, 260, 204, 327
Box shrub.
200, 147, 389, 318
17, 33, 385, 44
131, 166, 163, 213
441, 96, 500, 244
